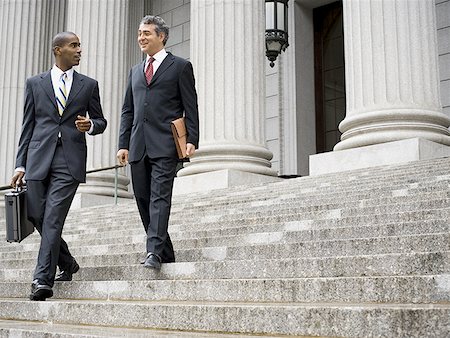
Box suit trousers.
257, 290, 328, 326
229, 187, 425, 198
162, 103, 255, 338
131, 155, 177, 262
26, 142, 79, 287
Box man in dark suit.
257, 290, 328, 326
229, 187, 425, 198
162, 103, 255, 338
10, 32, 107, 301
117, 15, 199, 270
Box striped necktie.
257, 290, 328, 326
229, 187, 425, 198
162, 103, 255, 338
56, 73, 68, 116
145, 57, 155, 85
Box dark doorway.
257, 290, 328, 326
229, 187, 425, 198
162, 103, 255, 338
314, 1, 346, 153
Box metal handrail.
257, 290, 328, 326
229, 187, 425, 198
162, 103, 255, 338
0, 164, 126, 205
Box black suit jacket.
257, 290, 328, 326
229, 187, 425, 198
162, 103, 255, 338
118, 52, 199, 162
15, 70, 107, 182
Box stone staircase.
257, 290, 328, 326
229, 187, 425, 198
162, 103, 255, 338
0, 157, 449, 337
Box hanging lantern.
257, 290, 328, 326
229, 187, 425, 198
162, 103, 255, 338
265, 0, 289, 67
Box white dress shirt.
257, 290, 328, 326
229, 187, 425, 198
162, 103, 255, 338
145, 48, 168, 76
51, 64, 74, 98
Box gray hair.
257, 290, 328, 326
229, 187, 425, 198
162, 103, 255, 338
140, 15, 169, 45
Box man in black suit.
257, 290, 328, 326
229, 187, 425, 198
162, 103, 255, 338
117, 15, 199, 270
10, 32, 107, 301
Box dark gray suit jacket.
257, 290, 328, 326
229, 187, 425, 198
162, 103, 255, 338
118, 52, 199, 162
15, 70, 107, 182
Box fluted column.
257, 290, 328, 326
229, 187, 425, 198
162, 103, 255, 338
66, 0, 144, 197
335, 0, 450, 151
178, 0, 277, 177
0, 0, 65, 186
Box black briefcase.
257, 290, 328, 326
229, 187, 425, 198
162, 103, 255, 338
5, 187, 34, 243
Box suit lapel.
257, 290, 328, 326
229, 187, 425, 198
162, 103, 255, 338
65, 71, 84, 109
140, 60, 147, 86
149, 53, 175, 86
39, 71, 58, 111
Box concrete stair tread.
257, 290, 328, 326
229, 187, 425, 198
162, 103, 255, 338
2, 297, 450, 308
0, 298, 448, 337
1, 232, 448, 264
170, 192, 450, 213
2, 251, 448, 282
13, 207, 450, 241
0, 319, 282, 338
2, 274, 449, 304
1, 218, 448, 254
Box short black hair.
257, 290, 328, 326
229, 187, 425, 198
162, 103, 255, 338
52, 32, 77, 55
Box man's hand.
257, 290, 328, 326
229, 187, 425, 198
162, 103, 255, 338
117, 149, 129, 165
10, 171, 25, 189
75, 115, 92, 132
186, 143, 196, 157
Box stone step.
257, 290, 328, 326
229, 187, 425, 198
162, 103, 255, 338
171, 162, 450, 196
57, 172, 449, 217
171, 172, 450, 200
2, 207, 448, 257
5, 188, 447, 242
0, 232, 447, 266
75, 185, 450, 219
0, 156, 448, 337
170, 201, 450, 227
2, 275, 449, 304
173, 218, 450, 241
1, 217, 448, 257
0, 298, 448, 337
58, 206, 450, 237
10, 179, 446, 232
171, 208, 450, 232
66, 193, 449, 229
0, 319, 281, 338
1, 251, 448, 282
170, 186, 450, 214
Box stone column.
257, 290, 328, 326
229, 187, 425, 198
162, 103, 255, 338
0, 0, 66, 212
0, 0, 66, 186
178, 0, 277, 178
65, 0, 145, 201
335, 0, 450, 151
310, 0, 450, 175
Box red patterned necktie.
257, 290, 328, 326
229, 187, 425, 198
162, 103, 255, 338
145, 57, 155, 85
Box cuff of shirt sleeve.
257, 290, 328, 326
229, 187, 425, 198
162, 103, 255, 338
87, 120, 95, 135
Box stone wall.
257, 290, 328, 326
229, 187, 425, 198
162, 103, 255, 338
150, 0, 191, 60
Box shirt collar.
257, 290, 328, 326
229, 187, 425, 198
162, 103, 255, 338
52, 64, 74, 79
146, 49, 167, 64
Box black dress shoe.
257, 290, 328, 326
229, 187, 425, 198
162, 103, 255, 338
140, 254, 174, 264
30, 280, 53, 301
144, 253, 161, 270
55, 259, 80, 282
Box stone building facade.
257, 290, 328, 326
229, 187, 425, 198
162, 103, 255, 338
0, 0, 449, 201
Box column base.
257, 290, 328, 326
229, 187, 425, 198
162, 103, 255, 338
77, 171, 133, 198
71, 171, 133, 209
173, 169, 282, 196
177, 144, 278, 177
309, 138, 450, 176
71, 193, 133, 209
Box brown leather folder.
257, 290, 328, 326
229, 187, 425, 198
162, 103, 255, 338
171, 117, 187, 159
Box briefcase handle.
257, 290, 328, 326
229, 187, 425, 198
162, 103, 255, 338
15, 184, 26, 193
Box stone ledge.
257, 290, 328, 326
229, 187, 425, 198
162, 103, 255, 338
173, 169, 282, 196
309, 138, 450, 176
